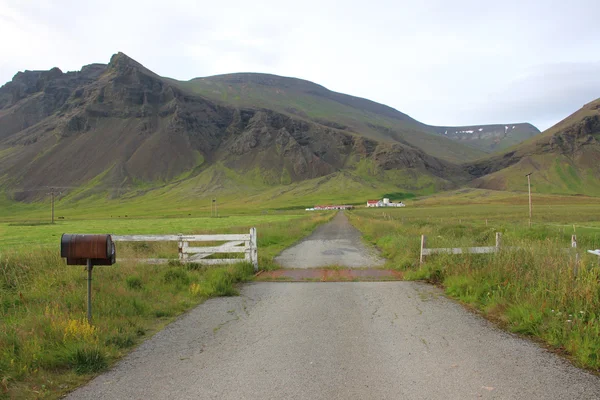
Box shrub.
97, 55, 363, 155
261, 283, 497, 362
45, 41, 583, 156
203, 269, 238, 297
64, 345, 107, 374
126, 276, 143, 290
105, 335, 135, 349
163, 268, 190, 284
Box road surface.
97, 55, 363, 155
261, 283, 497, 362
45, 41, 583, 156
274, 212, 384, 268
68, 282, 600, 399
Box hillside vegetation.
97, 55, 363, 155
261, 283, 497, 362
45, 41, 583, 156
470, 98, 600, 196
178, 73, 538, 154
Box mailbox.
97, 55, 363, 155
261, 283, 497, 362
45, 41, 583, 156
61, 234, 116, 265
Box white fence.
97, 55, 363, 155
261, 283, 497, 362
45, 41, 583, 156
420, 233, 502, 265
420, 233, 599, 266
113, 228, 258, 271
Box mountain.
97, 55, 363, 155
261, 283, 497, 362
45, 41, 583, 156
0, 52, 475, 201
175, 73, 538, 158
468, 98, 600, 196
427, 123, 540, 152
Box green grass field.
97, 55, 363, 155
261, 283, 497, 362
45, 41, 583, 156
347, 190, 600, 371
0, 215, 306, 250
0, 210, 334, 399
0, 166, 427, 223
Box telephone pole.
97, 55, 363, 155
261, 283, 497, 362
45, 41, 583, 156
47, 188, 62, 224
525, 173, 532, 227
48, 189, 55, 224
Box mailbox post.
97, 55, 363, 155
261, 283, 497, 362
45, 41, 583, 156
61, 234, 116, 324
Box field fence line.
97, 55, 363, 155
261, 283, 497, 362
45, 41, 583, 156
420, 233, 600, 266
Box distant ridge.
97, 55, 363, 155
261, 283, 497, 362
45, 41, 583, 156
468, 98, 600, 196
177, 72, 539, 156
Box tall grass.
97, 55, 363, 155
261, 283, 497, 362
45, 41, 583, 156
348, 209, 600, 370
0, 212, 333, 399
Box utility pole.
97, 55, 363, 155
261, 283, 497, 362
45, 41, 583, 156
48, 189, 55, 224
525, 173, 532, 227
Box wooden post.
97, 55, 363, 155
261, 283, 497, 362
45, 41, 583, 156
250, 227, 258, 271
420, 235, 427, 266
181, 241, 189, 262
86, 259, 93, 324
495, 232, 502, 252
244, 234, 251, 263
51, 191, 55, 224
177, 234, 183, 262
526, 173, 532, 227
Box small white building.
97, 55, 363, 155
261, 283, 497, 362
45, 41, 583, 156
366, 199, 405, 208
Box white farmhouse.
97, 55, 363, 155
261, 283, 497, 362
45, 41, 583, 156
366, 198, 406, 208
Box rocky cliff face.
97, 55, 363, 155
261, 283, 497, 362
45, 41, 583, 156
0, 53, 465, 199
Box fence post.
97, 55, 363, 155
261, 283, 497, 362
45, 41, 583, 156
181, 241, 189, 262
420, 235, 427, 266
250, 227, 258, 271
570, 235, 580, 275
495, 232, 502, 252
244, 233, 251, 263
178, 234, 183, 262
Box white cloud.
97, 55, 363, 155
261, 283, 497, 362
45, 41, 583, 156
0, 0, 599, 132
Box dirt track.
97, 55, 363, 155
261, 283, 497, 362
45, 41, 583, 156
274, 212, 384, 268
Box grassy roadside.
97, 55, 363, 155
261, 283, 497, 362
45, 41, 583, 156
347, 207, 600, 371
0, 211, 333, 399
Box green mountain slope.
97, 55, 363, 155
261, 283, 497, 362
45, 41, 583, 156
468, 98, 600, 196
175, 73, 536, 161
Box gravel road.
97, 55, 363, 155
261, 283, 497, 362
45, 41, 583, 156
68, 282, 600, 400
274, 212, 384, 268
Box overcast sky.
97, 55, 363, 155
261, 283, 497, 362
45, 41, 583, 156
1, 0, 599, 131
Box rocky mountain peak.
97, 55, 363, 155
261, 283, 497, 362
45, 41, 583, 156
108, 52, 148, 74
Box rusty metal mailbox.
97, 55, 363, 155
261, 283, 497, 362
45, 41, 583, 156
60, 234, 116, 324
61, 234, 116, 265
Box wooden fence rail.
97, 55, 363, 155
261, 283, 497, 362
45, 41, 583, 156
420, 233, 502, 265
113, 228, 258, 271
420, 233, 599, 266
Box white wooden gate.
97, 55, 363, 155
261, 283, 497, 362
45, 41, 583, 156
112, 228, 258, 271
